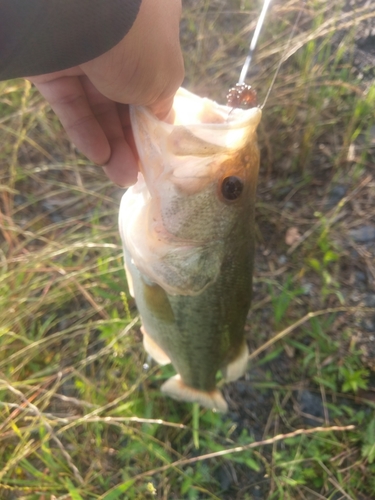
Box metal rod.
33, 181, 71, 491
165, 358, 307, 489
238, 0, 273, 85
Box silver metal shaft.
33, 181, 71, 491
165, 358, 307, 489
238, 0, 272, 85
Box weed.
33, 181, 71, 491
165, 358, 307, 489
269, 275, 304, 327
306, 212, 345, 304
362, 417, 375, 464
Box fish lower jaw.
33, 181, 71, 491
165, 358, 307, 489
161, 375, 228, 413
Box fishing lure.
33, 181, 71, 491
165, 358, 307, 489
227, 83, 258, 109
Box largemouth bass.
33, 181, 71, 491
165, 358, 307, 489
119, 88, 261, 412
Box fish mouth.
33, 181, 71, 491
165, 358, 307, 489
129, 87, 261, 198
120, 87, 261, 296
131, 88, 261, 169
172, 87, 262, 131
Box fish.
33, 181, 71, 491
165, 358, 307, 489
119, 87, 261, 412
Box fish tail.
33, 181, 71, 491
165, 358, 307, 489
161, 375, 228, 413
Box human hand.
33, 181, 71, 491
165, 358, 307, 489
29, 0, 184, 186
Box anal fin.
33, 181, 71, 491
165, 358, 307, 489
141, 326, 171, 366
161, 375, 228, 413
222, 341, 249, 382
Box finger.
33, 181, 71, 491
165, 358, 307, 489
32, 76, 111, 165
148, 95, 176, 123
117, 103, 138, 160
102, 138, 138, 186
80, 79, 138, 186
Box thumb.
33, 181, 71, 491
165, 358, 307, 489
148, 95, 176, 123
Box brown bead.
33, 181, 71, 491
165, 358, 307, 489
226, 83, 257, 109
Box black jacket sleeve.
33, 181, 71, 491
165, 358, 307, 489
0, 0, 142, 81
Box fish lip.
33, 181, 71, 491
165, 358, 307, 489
130, 87, 262, 134
172, 87, 262, 128
130, 103, 262, 130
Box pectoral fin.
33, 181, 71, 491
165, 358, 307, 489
124, 261, 135, 298
141, 277, 175, 323
221, 341, 249, 382
161, 375, 228, 413
142, 326, 171, 366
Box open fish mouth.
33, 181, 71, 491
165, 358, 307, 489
119, 88, 261, 412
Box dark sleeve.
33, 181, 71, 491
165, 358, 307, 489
0, 0, 142, 81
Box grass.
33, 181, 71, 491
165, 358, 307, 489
1, 0, 375, 498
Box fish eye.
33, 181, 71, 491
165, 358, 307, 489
221, 176, 244, 201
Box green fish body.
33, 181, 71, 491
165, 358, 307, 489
119, 88, 261, 412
